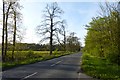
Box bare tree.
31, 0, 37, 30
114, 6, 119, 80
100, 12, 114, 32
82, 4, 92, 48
10, 1, 23, 60
60, 20, 67, 51
4, 1, 15, 61
37, 2, 64, 55
2, 0, 14, 61
2, 0, 23, 61
2, 0, 5, 61
11, 8, 16, 60
55, 20, 67, 51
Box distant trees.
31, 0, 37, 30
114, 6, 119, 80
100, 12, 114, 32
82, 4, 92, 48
66, 32, 81, 52
83, 2, 120, 65
36, 2, 66, 55
8, 43, 41, 51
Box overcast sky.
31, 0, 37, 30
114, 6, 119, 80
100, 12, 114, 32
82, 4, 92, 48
0, 0, 118, 46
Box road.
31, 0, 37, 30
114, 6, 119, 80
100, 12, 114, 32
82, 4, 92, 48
2, 52, 92, 80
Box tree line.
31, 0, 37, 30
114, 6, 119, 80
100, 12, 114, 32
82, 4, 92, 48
7, 35, 81, 52
83, 2, 120, 65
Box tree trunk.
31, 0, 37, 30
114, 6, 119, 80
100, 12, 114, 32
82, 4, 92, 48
50, 18, 53, 55
63, 27, 66, 51
2, 0, 5, 62
4, 2, 12, 61
12, 11, 16, 60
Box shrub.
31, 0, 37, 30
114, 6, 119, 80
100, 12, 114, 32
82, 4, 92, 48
107, 51, 120, 65
82, 53, 92, 60
53, 48, 58, 55
27, 50, 34, 58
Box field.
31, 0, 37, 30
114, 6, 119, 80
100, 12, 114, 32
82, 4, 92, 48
1, 51, 73, 70
81, 53, 120, 79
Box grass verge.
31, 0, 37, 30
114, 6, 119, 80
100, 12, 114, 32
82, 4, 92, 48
81, 53, 120, 79
2, 51, 74, 71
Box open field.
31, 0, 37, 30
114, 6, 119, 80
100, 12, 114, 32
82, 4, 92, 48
1, 51, 74, 70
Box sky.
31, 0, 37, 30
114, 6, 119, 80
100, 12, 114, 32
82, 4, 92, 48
19, 1, 100, 46
0, 0, 118, 46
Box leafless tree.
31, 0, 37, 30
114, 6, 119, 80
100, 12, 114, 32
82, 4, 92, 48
55, 20, 67, 51
36, 2, 64, 55
2, 0, 5, 61
2, 0, 23, 61
5, 1, 15, 60
10, 0, 23, 60
2, 0, 15, 61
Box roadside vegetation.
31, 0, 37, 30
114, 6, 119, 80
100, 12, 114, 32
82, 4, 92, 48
1, 32, 81, 70
82, 2, 120, 79
82, 53, 120, 79
2, 50, 75, 70
1, 31, 81, 70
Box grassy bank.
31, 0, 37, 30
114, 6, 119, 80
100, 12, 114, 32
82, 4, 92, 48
1, 51, 74, 70
81, 53, 120, 79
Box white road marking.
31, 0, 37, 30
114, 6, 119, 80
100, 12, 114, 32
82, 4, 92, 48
78, 72, 92, 79
21, 72, 37, 80
78, 73, 80, 79
50, 61, 61, 66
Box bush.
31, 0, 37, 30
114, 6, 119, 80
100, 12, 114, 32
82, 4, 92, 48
82, 53, 92, 60
27, 50, 34, 58
107, 51, 120, 65
53, 48, 58, 55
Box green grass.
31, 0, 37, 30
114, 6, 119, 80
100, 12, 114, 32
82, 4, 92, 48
2, 51, 74, 70
81, 53, 120, 79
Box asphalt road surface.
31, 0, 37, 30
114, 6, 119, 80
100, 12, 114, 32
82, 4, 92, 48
2, 52, 92, 80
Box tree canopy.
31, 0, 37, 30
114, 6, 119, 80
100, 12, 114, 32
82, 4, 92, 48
83, 2, 120, 65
